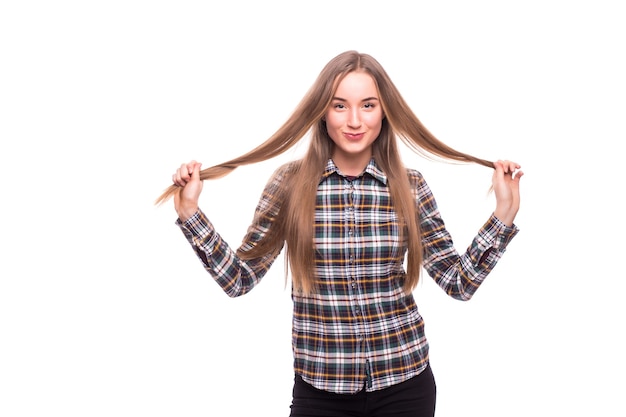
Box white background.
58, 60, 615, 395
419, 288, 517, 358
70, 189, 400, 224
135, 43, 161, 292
1, 1, 624, 416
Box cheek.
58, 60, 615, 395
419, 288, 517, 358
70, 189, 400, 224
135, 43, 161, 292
324, 114, 343, 135
324, 112, 341, 128
365, 113, 384, 131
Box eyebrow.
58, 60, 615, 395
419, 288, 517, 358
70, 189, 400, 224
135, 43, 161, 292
331, 96, 380, 102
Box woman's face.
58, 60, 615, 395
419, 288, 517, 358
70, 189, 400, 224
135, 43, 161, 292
324, 71, 384, 175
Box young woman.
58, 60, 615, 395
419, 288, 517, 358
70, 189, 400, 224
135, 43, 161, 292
158, 50, 523, 417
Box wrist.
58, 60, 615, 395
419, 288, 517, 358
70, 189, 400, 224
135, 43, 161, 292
493, 207, 516, 227
177, 205, 198, 222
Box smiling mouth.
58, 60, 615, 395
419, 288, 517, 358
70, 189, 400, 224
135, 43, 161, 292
344, 132, 364, 140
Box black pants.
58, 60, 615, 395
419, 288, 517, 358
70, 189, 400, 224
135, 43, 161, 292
289, 364, 436, 417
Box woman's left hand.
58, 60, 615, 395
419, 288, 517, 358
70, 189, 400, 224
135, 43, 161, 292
492, 160, 524, 227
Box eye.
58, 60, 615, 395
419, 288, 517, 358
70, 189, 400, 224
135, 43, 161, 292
363, 102, 376, 109
333, 103, 346, 110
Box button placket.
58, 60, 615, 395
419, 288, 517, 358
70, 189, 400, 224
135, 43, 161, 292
345, 178, 365, 330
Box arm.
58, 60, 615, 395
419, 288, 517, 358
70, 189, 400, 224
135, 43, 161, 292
414, 166, 521, 301
172, 161, 286, 297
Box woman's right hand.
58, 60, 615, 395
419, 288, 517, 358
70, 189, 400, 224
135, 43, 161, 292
172, 160, 203, 221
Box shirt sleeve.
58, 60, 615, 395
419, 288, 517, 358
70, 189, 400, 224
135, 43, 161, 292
175, 166, 288, 297
412, 170, 519, 301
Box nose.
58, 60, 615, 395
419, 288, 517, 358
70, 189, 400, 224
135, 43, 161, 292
347, 108, 361, 129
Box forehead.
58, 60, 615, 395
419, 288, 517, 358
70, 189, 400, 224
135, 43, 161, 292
334, 71, 378, 98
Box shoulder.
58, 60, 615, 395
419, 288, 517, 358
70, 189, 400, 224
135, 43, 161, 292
271, 160, 301, 181
405, 167, 426, 186
404, 167, 436, 203
262, 160, 302, 194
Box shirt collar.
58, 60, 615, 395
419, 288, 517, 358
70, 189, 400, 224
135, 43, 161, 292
320, 158, 388, 185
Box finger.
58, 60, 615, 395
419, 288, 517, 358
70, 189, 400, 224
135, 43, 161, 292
172, 167, 183, 186
172, 162, 192, 187
493, 160, 506, 179
503, 160, 521, 175
180, 162, 192, 180
190, 162, 202, 180
186, 160, 198, 176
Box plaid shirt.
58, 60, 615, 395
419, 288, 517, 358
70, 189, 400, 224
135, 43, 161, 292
177, 158, 519, 394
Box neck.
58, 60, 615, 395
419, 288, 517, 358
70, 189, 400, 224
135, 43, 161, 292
332, 151, 371, 176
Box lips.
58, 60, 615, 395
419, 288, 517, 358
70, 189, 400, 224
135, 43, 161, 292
344, 132, 364, 140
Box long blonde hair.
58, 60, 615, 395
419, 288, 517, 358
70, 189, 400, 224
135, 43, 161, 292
156, 50, 494, 294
